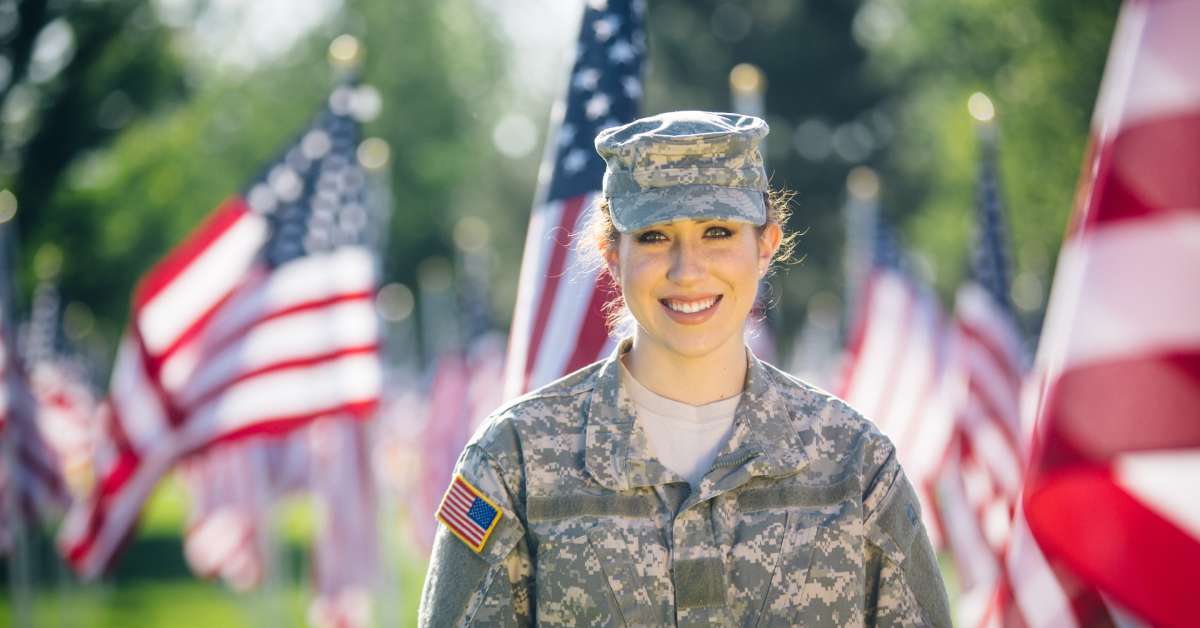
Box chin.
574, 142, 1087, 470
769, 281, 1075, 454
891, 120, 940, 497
650, 326, 743, 360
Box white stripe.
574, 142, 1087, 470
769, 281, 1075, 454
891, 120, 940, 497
1115, 448, 1200, 540
1040, 212, 1200, 373
65, 437, 183, 578
843, 273, 914, 421
936, 454, 1000, 592
955, 283, 1026, 372
1092, 1, 1200, 136
138, 211, 268, 355
528, 195, 603, 390
160, 247, 375, 395
181, 353, 380, 449
446, 488, 475, 512
878, 295, 942, 443
443, 511, 483, 543
961, 342, 1022, 436
528, 264, 602, 390
1008, 504, 1080, 628
441, 503, 484, 541
202, 247, 375, 350
109, 334, 170, 454
170, 299, 378, 408
504, 200, 565, 399
961, 399, 1023, 496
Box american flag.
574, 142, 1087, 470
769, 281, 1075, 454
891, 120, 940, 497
181, 417, 377, 628
1, 318, 68, 553
503, 0, 646, 399
1023, 1, 1200, 625
59, 82, 383, 578
435, 474, 501, 553
0, 264, 68, 553
839, 212, 956, 547
938, 125, 1098, 627
941, 126, 1026, 620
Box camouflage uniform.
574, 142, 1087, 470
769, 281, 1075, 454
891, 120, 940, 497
419, 342, 952, 626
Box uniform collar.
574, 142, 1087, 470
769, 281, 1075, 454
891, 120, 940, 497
584, 339, 811, 492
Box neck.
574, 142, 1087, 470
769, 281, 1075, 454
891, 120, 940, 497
623, 332, 748, 406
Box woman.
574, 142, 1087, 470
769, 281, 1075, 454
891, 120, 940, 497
419, 111, 951, 627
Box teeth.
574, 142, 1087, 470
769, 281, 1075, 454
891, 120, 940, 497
665, 297, 717, 314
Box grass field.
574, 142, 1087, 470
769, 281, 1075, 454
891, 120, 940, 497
1, 476, 429, 628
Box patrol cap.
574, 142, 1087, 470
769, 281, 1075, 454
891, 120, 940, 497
594, 110, 769, 233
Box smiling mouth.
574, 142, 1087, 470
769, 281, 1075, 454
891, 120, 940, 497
660, 295, 722, 314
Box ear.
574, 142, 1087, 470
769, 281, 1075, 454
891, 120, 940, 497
603, 238, 621, 283
757, 222, 782, 273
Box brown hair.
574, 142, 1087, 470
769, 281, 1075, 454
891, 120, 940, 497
576, 187, 801, 333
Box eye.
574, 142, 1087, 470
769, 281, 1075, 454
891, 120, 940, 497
704, 225, 733, 239
636, 229, 668, 244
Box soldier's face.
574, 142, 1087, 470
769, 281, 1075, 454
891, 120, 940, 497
606, 218, 780, 360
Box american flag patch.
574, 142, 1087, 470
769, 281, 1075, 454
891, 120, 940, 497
435, 474, 503, 553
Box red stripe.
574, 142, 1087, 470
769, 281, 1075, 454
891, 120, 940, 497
1036, 351, 1200, 471
446, 489, 474, 512
149, 269, 265, 369
1025, 464, 1200, 627
1071, 112, 1200, 236
522, 196, 587, 391
837, 274, 879, 398
439, 487, 485, 543
444, 489, 477, 518
133, 197, 252, 310
869, 283, 917, 427
565, 272, 618, 375
183, 290, 374, 372
203, 400, 376, 450
441, 508, 484, 543
133, 320, 189, 429
181, 344, 379, 414
965, 377, 1022, 458
957, 318, 1023, 393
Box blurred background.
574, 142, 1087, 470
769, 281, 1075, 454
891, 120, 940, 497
0, 0, 1126, 626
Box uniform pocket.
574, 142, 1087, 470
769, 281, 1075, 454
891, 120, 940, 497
535, 523, 656, 627
738, 478, 859, 628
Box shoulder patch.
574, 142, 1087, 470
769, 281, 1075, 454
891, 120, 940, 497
435, 474, 504, 553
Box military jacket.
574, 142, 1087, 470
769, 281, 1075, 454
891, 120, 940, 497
419, 344, 951, 627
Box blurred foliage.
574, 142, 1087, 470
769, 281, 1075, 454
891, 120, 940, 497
4, 0, 1122, 366
8, 0, 527, 372
645, 0, 1119, 339
865, 0, 1121, 332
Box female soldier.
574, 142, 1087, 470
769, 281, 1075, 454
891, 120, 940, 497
419, 111, 951, 626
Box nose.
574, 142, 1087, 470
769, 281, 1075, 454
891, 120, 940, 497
667, 238, 706, 285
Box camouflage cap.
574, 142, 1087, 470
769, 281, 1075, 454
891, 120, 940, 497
594, 111, 769, 233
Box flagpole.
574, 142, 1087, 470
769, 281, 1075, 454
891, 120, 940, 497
729, 63, 780, 362
842, 166, 880, 339
0, 189, 34, 627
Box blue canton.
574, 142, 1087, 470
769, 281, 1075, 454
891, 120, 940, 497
468, 498, 498, 529
971, 139, 1017, 319
545, 0, 646, 203
241, 80, 376, 269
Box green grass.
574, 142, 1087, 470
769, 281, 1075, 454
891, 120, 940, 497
1, 475, 430, 627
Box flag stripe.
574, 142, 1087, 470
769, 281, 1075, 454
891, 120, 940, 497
523, 195, 588, 391
1042, 211, 1200, 371
173, 298, 377, 407
137, 204, 269, 355
1026, 464, 1200, 626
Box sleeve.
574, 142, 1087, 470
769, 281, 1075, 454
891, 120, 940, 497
861, 446, 953, 627
418, 444, 533, 627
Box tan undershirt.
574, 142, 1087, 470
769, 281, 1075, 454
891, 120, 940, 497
619, 362, 741, 489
